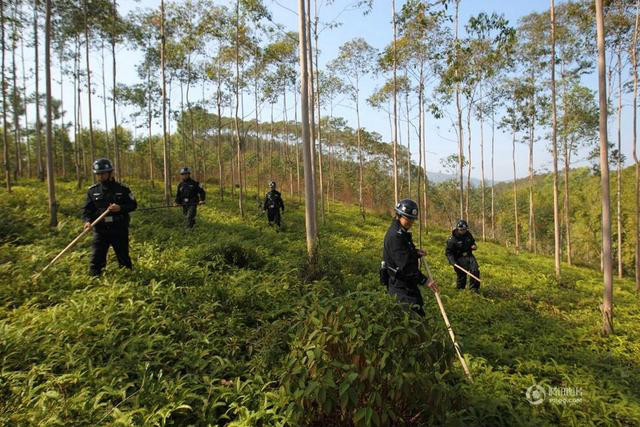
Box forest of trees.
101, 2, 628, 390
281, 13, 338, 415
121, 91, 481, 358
1, 0, 639, 334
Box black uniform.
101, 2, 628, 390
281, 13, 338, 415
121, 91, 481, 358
382, 218, 429, 316
82, 179, 137, 276
175, 178, 206, 228
445, 229, 480, 290
263, 190, 284, 227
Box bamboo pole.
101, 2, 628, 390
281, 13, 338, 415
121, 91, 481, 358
420, 259, 473, 381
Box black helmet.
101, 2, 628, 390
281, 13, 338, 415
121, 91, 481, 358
92, 158, 113, 173
179, 167, 192, 175
269, 181, 276, 188
456, 219, 468, 230
395, 199, 418, 220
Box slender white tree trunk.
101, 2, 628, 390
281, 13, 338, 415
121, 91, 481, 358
596, 0, 614, 335
550, 0, 562, 278
298, 0, 317, 257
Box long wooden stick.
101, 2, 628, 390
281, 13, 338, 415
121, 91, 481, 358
421, 259, 473, 381
39, 209, 110, 274
454, 263, 482, 283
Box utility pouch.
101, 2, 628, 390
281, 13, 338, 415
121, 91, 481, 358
379, 261, 390, 288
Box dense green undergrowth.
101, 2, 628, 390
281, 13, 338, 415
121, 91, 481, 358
0, 180, 639, 427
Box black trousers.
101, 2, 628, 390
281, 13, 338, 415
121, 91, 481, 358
454, 255, 480, 290
89, 229, 132, 276
182, 204, 197, 228
267, 208, 281, 226
388, 282, 425, 317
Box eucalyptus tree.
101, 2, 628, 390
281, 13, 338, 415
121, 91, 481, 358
126, 7, 163, 184
263, 32, 298, 197
550, 0, 561, 278
1, 0, 10, 191
399, 0, 448, 234
465, 11, 515, 240
298, 0, 317, 258
608, 0, 633, 278
34, 0, 44, 181
10, 1, 23, 180
553, 0, 594, 264
517, 10, 550, 253
499, 79, 530, 255
45, 0, 57, 225
95, 0, 127, 177
596, 0, 614, 336
316, 71, 344, 210
328, 38, 377, 220
632, 0, 640, 291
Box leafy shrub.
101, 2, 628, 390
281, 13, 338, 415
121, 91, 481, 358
279, 290, 454, 427
198, 240, 264, 270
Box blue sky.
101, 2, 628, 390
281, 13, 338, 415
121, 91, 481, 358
33, 0, 635, 182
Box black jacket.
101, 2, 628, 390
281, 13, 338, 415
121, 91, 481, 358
263, 190, 284, 211
383, 219, 428, 290
82, 179, 137, 232
445, 229, 476, 265
175, 178, 206, 205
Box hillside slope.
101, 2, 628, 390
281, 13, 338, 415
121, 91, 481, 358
0, 180, 639, 427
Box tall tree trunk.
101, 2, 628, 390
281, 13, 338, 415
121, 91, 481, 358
75, 41, 83, 188
392, 0, 399, 205
147, 66, 154, 184
84, 0, 96, 169
562, 61, 573, 265
480, 88, 486, 241
465, 102, 472, 220
234, 0, 244, 216
254, 54, 260, 199
20, 22, 30, 178
356, 77, 365, 220
295, 85, 301, 201
216, 72, 224, 200
284, 82, 292, 198
455, 0, 464, 218
101, 40, 110, 158
34, 0, 43, 181
298, 0, 318, 258
45, 0, 57, 226
528, 72, 536, 253
111, 0, 120, 178
512, 130, 519, 254
421, 82, 428, 235
550, 0, 562, 278
417, 73, 424, 248
1, 0, 10, 192
616, 42, 623, 278
632, 0, 640, 291
59, 51, 66, 179
314, 0, 325, 222
11, 4, 21, 180
491, 106, 496, 239
596, 0, 614, 335
405, 72, 411, 197
161, 0, 170, 205
306, 0, 317, 218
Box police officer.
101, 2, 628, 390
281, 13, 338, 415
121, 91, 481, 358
382, 199, 438, 317
82, 158, 137, 276
445, 219, 480, 291
175, 167, 206, 228
263, 181, 284, 228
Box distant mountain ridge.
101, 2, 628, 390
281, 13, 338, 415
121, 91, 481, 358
428, 172, 482, 186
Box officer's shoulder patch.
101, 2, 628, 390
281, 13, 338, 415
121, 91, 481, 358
129, 192, 135, 200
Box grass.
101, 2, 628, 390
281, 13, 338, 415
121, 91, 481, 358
0, 179, 639, 427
